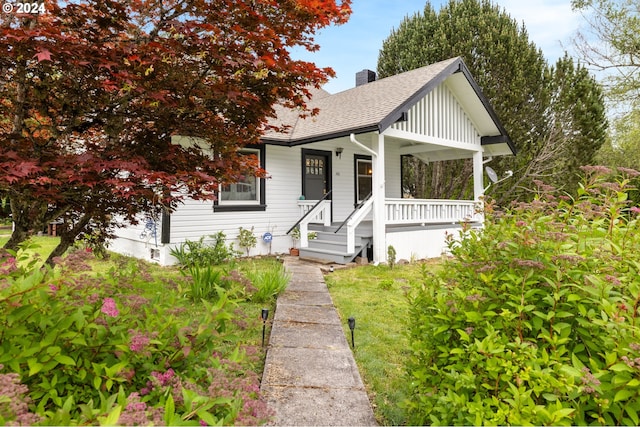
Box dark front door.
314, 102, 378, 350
302, 149, 331, 200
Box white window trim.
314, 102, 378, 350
356, 157, 372, 202
218, 148, 261, 206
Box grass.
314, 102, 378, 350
0, 234, 59, 259
325, 260, 441, 426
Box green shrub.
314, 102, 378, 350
387, 245, 396, 269
170, 232, 238, 267
185, 265, 224, 301
405, 166, 640, 426
244, 263, 290, 303
237, 227, 257, 257
379, 279, 394, 290
0, 244, 272, 425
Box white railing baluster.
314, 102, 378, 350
384, 199, 480, 225
295, 200, 332, 247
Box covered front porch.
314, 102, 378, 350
294, 164, 483, 264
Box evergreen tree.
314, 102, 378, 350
378, 0, 607, 203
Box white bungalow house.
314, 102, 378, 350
109, 57, 515, 265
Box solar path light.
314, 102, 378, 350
261, 308, 269, 347
348, 317, 356, 349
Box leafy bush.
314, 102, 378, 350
387, 245, 397, 269
0, 245, 272, 425
185, 265, 224, 301
244, 262, 290, 303
405, 166, 640, 426
170, 232, 238, 267
237, 227, 257, 257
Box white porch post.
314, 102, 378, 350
372, 133, 386, 264
473, 150, 484, 224
473, 150, 484, 201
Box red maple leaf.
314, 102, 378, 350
34, 48, 52, 62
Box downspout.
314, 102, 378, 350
349, 133, 377, 158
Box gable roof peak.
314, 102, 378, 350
262, 56, 514, 156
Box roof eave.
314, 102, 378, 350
482, 135, 517, 155
262, 125, 380, 146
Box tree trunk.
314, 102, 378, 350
44, 233, 76, 266
44, 214, 92, 266
3, 223, 29, 251
3, 194, 43, 251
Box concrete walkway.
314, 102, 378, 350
260, 257, 377, 426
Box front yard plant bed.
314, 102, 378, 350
0, 243, 284, 425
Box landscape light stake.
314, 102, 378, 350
261, 308, 269, 347
348, 317, 356, 349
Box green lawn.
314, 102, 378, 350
0, 234, 60, 259
325, 261, 440, 426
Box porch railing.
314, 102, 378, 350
291, 197, 479, 251
344, 196, 374, 254
385, 198, 480, 225
292, 195, 332, 248
297, 199, 332, 224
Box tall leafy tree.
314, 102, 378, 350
572, 0, 640, 204
572, 0, 640, 107
0, 0, 351, 264
530, 54, 608, 193
596, 110, 640, 202
378, 0, 607, 203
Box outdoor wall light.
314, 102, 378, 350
348, 316, 356, 349
261, 308, 269, 347
335, 147, 343, 158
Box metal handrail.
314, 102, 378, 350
286, 190, 332, 235
334, 192, 372, 233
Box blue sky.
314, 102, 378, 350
292, 0, 582, 93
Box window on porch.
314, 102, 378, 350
355, 155, 372, 203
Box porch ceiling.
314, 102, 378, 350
387, 125, 513, 162
387, 130, 481, 162
399, 143, 476, 162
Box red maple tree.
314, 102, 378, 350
0, 0, 351, 264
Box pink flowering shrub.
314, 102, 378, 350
101, 297, 120, 317
406, 167, 640, 425
0, 249, 275, 425
0, 364, 42, 426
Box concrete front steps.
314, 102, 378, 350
298, 222, 372, 264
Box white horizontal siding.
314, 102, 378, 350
168, 144, 301, 253
111, 134, 409, 264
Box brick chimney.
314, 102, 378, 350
355, 69, 376, 86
